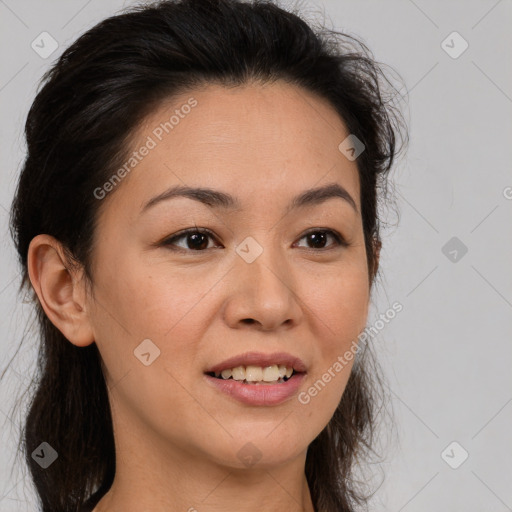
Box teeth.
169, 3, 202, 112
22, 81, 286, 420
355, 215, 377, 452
245, 365, 263, 382
232, 366, 245, 380
220, 369, 232, 379
262, 365, 279, 382
213, 364, 295, 382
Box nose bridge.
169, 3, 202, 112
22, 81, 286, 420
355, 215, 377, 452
227, 232, 301, 329
236, 229, 288, 279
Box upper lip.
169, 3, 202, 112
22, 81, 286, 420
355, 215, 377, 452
205, 351, 307, 374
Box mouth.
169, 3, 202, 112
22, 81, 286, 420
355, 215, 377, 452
203, 352, 307, 406
204, 351, 307, 384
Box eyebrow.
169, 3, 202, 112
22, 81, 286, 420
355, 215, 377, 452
140, 182, 358, 216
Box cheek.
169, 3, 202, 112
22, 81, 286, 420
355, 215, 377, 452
90, 264, 223, 442
298, 260, 369, 407
304, 260, 370, 342
297, 359, 355, 427
89, 252, 219, 390
99, 255, 216, 335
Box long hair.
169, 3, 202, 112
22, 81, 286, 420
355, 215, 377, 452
5, 0, 408, 510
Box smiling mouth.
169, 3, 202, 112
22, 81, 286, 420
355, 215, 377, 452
206, 372, 296, 384
206, 365, 301, 385
204, 365, 307, 406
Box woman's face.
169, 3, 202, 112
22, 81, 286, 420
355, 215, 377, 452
87, 80, 371, 470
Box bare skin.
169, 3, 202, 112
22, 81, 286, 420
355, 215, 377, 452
27, 80, 378, 512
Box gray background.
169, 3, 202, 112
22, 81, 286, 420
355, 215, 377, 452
1, 0, 511, 510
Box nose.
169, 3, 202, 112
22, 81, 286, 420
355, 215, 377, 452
222, 244, 303, 332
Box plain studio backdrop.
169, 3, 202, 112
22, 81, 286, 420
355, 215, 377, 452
0, 1, 511, 510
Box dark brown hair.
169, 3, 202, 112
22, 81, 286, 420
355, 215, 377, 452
4, 0, 408, 510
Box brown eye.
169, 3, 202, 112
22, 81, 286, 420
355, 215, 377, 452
163, 229, 219, 251
294, 229, 346, 250
161, 227, 347, 253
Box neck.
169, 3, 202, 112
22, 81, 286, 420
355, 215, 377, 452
92, 423, 315, 512
94, 463, 315, 512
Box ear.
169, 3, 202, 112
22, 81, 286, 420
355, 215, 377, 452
27, 234, 95, 347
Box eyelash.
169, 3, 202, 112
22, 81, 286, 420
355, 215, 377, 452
161, 227, 349, 253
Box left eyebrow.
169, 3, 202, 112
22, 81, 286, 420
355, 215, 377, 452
140, 182, 358, 216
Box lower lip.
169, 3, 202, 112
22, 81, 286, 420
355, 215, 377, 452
204, 373, 306, 406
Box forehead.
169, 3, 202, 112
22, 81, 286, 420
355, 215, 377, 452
98, 81, 361, 219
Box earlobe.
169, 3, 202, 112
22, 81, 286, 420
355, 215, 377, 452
27, 234, 95, 347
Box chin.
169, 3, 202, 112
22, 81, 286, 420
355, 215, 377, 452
209, 430, 307, 471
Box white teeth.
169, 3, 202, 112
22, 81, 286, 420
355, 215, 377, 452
245, 365, 263, 382
262, 365, 279, 382
220, 369, 232, 379
212, 364, 295, 382
231, 366, 245, 381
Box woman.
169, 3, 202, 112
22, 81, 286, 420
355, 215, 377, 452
8, 0, 408, 510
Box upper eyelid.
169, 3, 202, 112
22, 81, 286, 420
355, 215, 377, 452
161, 228, 220, 248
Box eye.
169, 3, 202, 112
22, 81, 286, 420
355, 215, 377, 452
294, 229, 347, 250
160, 227, 348, 253
162, 228, 220, 251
